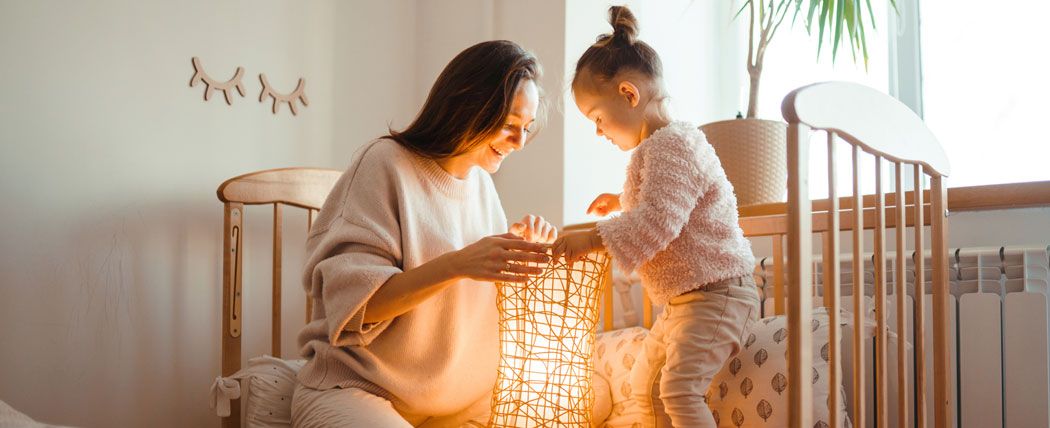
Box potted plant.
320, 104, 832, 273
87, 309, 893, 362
702, 0, 895, 206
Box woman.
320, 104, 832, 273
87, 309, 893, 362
291, 40, 555, 428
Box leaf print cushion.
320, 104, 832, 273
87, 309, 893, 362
593, 326, 650, 427
705, 307, 853, 428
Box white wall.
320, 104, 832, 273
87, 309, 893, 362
491, 0, 569, 228
0, 1, 415, 427
560, 0, 745, 227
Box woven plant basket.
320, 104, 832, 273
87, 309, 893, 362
700, 118, 788, 207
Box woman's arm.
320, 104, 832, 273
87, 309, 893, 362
362, 233, 550, 324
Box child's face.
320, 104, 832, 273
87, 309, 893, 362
572, 75, 644, 152
465, 79, 539, 174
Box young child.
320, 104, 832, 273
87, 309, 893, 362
550, 6, 761, 428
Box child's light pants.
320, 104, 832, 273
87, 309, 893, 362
628, 276, 760, 428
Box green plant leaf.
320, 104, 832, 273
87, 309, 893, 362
805, 0, 821, 32
735, 0, 750, 20
858, 15, 869, 70
791, 0, 805, 27
845, 0, 856, 42
816, 0, 832, 60
832, 0, 845, 62
865, 0, 877, 30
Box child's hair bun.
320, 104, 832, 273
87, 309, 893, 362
607, 6, 638, 45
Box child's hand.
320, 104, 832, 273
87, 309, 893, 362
510, 214, 558, 243
586, 193, 623, 216
550, 229, 604, 264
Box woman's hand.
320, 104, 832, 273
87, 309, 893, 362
509, 214, 558, 243
451, 233, 551, 283
550, 229, 605, 264
586, 193, 623, 216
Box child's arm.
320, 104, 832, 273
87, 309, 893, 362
550, 229, 603, 263
586, 193, 623, 216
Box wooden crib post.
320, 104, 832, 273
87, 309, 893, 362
913, 168, 927, 428
874, 156, 889, 428
826, 133, 842, 427
273, 203, 283, 358
895, 163, 909, 428
851, 145, 866, 428
930, 175, 952, 428
787, 121, 814, 428
222, 201, 244, 428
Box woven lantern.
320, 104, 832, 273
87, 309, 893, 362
489, 252, 611, 428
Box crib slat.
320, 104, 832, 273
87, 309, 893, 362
874, 156, 889, 428
852, 144, 866, 428
222, 202, 243, 428
930, 175, 952, 428
787, 121, 814, 428
827, 133, 842, 427
306, 209, 315, 324
774, 234, 785, 316
895, 163, 908, 428
273, 203, 283, 358
642, 291, 653, 329
823, 230, 833, 308
913, 167, 927, 428
603, 271, 614, 331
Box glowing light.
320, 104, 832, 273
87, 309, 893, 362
489, 252, 610, 428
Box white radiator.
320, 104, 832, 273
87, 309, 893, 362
751, 245, 1050, 428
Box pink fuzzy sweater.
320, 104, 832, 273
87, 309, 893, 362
597, 121, 755, 306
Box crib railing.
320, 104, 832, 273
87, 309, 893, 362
751, 246, 1050, 428
216, 167, 342, 428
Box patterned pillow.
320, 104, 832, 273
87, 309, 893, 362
210, 356, 305, 428
593, 326, 649, 427
705, 307, 852, 428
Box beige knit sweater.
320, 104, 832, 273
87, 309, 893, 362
597, 121, 755, 306
295, 138, 507, 418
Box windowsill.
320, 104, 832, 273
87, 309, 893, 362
738, 181, 1050, 218
563, 181, 1050, 232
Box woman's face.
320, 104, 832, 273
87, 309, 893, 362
464, 79, 540, 175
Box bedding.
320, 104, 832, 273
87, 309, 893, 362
706, 307, 852, 428
0, 400, 75, 428
211, 356, 305, 428
215, 300, 905, 428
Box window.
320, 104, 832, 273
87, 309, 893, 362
919, 0, 1050, 187
755, 0, 893, 198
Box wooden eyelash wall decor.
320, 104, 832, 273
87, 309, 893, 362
259, 73, 309, 116
189, 57, 246, 105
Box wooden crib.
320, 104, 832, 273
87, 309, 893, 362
577, 82, 955, 428
767, 81, 951, 428
216, 167, 342, 428
215, 82, 956, 428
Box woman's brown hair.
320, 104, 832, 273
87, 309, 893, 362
384, 40, 543, 160
573, 6, 662, 84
